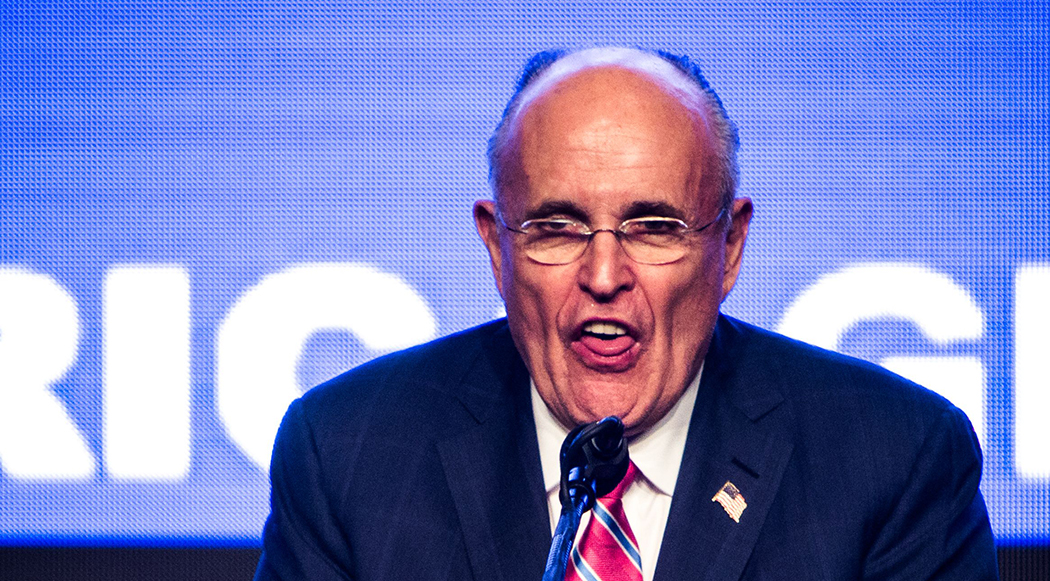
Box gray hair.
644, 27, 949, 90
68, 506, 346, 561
487, 48, 739, 221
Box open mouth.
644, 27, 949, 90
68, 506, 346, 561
582, 321, 629, 340
572, 320, 638, 371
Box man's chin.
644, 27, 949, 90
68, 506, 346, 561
537, 358, 660, 428
558, 385, 644, 427
554, 371, 684, 435
562, 406, 655, 437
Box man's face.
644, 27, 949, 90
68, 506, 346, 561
475, 65, 752, 434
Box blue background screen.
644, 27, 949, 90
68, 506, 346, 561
1, 0, 1047, 546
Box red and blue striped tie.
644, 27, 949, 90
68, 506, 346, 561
565, 461, 643, 581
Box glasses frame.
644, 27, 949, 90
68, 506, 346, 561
497, 207, 728, 265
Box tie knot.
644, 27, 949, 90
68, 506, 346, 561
601, 461, 638, 501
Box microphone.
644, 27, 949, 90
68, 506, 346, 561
558, 416, 630, 510
542, 416, 630, 581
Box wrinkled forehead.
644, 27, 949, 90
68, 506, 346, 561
509, 48, 707, 126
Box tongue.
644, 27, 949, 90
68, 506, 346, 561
578, 334, 635, 356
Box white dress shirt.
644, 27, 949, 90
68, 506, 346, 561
531, 365, 702, 581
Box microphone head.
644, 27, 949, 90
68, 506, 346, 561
588, 416, 625, 459
558, 416, 630, 508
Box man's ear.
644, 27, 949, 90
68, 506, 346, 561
473, 199, 505, 298
721, 197, 753, 301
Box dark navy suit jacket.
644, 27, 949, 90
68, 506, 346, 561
254, 315, 998, 580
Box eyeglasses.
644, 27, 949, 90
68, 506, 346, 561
497, 208, 727, 265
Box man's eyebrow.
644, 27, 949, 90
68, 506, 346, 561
622, 201, 687, 221
523, 201, 589, 222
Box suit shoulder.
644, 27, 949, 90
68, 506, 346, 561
716, 316, 983, 497
296, 319, 508, 409
718, 315, 960, 420
271, 319, 517, 485
714, 318, 994, 577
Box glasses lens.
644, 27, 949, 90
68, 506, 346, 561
620, 218, 690, 264
519, 220, 590, 265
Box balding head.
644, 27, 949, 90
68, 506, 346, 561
488, 47, 739, 217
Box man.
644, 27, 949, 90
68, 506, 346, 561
255, 47, 998, 580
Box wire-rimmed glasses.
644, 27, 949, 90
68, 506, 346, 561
498, 208, 727, 265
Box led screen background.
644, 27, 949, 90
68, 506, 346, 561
1, 1, 1047, 545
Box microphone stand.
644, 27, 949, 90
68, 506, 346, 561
541, 417, 630, 581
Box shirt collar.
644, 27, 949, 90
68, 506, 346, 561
531, 363, 703, 497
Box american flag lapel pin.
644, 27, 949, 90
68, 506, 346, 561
712, 480, 747, 523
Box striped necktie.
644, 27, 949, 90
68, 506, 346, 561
565, 461, 642, 581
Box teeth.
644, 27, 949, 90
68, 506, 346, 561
583, 322, 628, 337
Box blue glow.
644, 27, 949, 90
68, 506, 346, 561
1, 0, 1047, 545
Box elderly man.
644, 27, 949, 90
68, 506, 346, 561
255, 48, 998, 580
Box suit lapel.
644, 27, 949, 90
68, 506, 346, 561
654, 316, 795, 581
437, 323, 551, 581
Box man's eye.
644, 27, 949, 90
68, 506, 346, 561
530, 219, 583, 234
627, 218, 683, 234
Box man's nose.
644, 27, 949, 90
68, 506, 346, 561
576, 230, 635, 301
